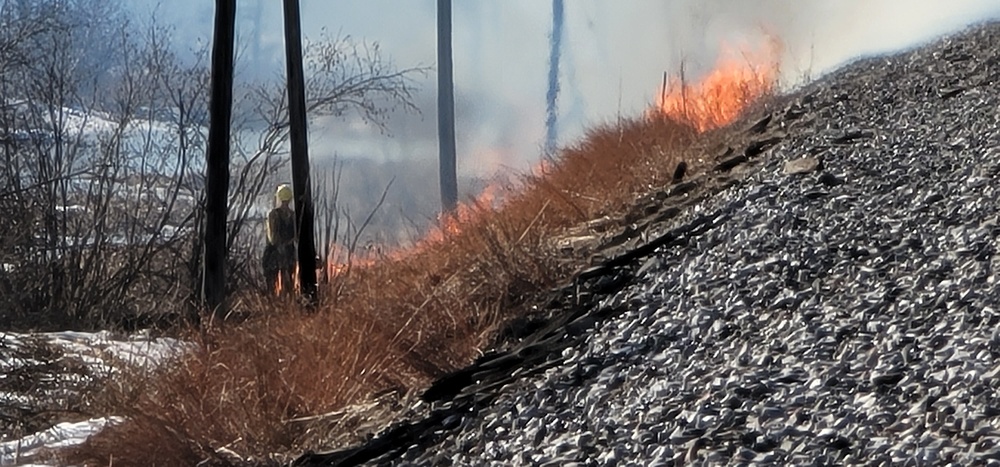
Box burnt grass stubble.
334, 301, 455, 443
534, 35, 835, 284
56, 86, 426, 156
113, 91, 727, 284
296, 22, 1000, 466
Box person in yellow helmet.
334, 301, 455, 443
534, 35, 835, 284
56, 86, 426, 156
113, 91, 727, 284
262, 184, 297, 294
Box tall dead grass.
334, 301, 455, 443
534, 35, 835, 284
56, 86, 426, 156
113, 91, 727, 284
70, 103, 774, 464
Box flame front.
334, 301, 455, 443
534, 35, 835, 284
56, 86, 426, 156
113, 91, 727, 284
315, 40, 782, 286
274, 263, 300, 295
325, 243, 379, 280
653, 39, 781, 132
323, 177, 509, 280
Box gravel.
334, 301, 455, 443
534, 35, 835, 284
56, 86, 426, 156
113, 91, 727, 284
378, 22, 1000, 466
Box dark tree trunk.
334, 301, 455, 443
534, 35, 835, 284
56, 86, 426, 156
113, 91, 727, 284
282, 0, 318, 304
437, 0, 458, 213
544, 0, 564, 157
201, 0, 236, 322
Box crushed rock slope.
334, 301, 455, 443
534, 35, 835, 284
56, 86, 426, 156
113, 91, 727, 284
357, 22, 1000, 466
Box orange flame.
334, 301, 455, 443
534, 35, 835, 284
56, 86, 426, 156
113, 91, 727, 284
317, 40, 783, 283
322, 175, 512, 280
324, 242, 380, 280
431, 183, 504, 242
274, 263, 300, 295
653, 39, 781, 132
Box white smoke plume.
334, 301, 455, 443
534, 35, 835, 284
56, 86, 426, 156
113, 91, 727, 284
128, 0, 1000, 174
558, 1, 1000, 142
125, 0, 1000, 224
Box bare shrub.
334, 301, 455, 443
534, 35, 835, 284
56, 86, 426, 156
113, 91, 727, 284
0, 1, 425, 331
0, 4, 209, 330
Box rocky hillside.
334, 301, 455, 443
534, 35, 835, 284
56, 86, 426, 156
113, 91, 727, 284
296, 21, 1000, 466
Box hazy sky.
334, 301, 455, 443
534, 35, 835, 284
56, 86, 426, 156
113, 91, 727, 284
130, 1, 1000, 177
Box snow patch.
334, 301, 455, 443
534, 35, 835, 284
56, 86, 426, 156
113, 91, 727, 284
0, 331, 190, 464
0, 417, 121, 466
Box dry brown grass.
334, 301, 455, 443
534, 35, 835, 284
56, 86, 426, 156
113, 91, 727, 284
67, 57, 781, 463
65, 115, 701, 466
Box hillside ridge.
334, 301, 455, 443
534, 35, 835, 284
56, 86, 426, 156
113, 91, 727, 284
295, 20, 1000, 466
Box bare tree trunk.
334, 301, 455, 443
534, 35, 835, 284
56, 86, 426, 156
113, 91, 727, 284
282, 0, 318, 304
544, 0, 564, 158
202, 0, 236, 322
437, 0, 458, 213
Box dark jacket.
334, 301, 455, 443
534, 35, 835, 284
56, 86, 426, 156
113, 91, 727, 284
264, 205, 296, 271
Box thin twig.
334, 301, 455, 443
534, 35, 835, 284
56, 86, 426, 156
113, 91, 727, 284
516, 199, 551, 245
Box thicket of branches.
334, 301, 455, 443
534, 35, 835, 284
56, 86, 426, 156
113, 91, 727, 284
0, 0, 423, 331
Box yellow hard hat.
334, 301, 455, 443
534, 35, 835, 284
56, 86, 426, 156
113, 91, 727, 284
276, 184, 293, 202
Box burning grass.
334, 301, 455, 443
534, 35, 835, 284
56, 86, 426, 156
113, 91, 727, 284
654, 39, 782, 132
68, 48, 777, 464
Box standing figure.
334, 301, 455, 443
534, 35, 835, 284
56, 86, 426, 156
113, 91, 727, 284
262, 184, 297, 294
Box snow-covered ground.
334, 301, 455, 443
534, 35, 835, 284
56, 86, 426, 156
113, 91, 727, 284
0, 417, 121, 466
2, 330, 187, 374
0, 330, 187, 466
